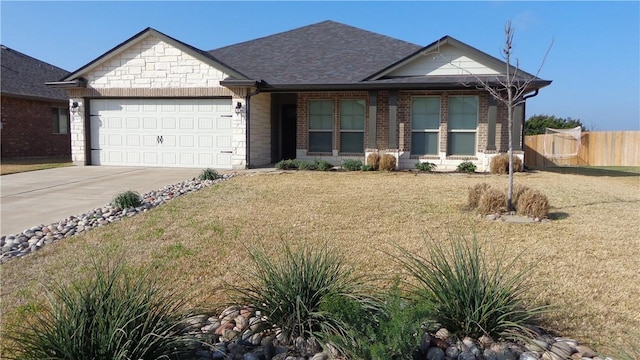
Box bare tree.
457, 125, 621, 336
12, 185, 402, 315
442, 21, 553, 210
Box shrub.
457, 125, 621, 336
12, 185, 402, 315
392, 235, 549, 341
415, 162, 437, 172
379, 154, 396, 171
490, 154, 523, 174
198, 168, 221, 180
361, 165, 374, 171
366, 153, 380, 170
457, 161, 477, 173
342, 159, 363, 171
276, 159, 299, 170
477, 187, 507, 215
323, 281, 433, 359
112, 190, 142, 209
313, 159, 333, 171
468, 183, 491, 210
6, 261, 191, 360
228, 243, 380, 351
516, 189, 550, 219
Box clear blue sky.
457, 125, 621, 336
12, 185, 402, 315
2, 1, 638, 131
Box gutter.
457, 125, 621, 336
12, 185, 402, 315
45, 78, 87, 88
521, 89, 540, 150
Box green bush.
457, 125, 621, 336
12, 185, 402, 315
361, 165, 374, 171
6, 261, 191, 360
112, 190, 142, 209
312, 159, 333, 171
456, 161, 477, 173
198, 168, 221, 180
415, 162, 437, 172
275, 159, 298, 170
392, 235, 549, 341
228, 243, 380, 351
342, 159, 363, 171
325, 281, 434, 360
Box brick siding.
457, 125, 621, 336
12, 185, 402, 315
1, 96, 71, 158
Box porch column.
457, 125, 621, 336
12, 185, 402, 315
486, 97, 497, 151
368, 91, 377, 148
389, 90, 397, 149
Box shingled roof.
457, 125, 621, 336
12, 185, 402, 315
209, 20, 422, 85
1, 45, 70, 101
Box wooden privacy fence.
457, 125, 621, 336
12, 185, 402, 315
524, 131, 640, 168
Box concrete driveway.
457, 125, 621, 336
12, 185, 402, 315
1, 166, 206, 236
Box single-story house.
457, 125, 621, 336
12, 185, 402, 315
1, 45, 71, 159
48, 20, 551, 170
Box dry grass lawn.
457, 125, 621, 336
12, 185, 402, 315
0, 158, 72, 175
1, 169, 639, 354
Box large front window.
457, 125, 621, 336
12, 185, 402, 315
308, 100, 333, 153
411, 97, 440, 155
339, 100, 365, 153
447, 96, 478, 155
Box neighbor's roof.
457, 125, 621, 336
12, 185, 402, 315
209, 20, 423, 85
1, 45, 70, 101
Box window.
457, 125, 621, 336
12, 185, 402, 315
411, 97, 440, 155
340, 100, 365, 153
308, 100, 333, 153
52, 108, 69, 134
447, 96, 478, 155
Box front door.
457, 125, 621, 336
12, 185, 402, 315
281, 104, 297, 160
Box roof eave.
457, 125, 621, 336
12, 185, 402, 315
45, 79, 88, 88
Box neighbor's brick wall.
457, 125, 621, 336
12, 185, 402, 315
86, 35, 228, 89
1, 96, 70, 158
296, 91, 369, 154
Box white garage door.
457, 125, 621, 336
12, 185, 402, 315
90, 99, 234, 169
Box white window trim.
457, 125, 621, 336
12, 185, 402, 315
411, 96, 441, 155
447, 96, 479, 156
339, 99, 366, 154
308, 100, 334, 153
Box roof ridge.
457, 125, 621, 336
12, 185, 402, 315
0, 45, 70, 73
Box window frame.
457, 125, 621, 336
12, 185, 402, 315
410, 96, 441, 156
339, 99, 366, 154
308, 100, 334, 153
51, 107, 69, 134
447, 96, 478, 156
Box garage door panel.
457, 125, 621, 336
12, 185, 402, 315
91, 99, 234, 168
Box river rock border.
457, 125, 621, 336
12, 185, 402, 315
0, 173, 237, 263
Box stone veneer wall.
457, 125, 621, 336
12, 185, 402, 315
248, 92, 272, 167
66, 34, 249, 169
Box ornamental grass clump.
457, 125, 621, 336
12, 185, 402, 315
477, 187, 508, 215
6, 261, 192, 360
393, 235, 549, 341
112, 190, 142, 209
379, 154, 396, 171
228, 242, 381, 353
468, 182, 491, 210
198, 168, 221, 180
490, 153, 523, 174
366, 153, 380, 170
516, 188, 550, 219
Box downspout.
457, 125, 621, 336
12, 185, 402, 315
245, 86, 261, 169
521, 89, 539, 150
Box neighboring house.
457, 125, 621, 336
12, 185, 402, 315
49, 21, 551, 170
1, 45, 71, 159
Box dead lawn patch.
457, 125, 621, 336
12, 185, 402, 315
1, 170, 639, 354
